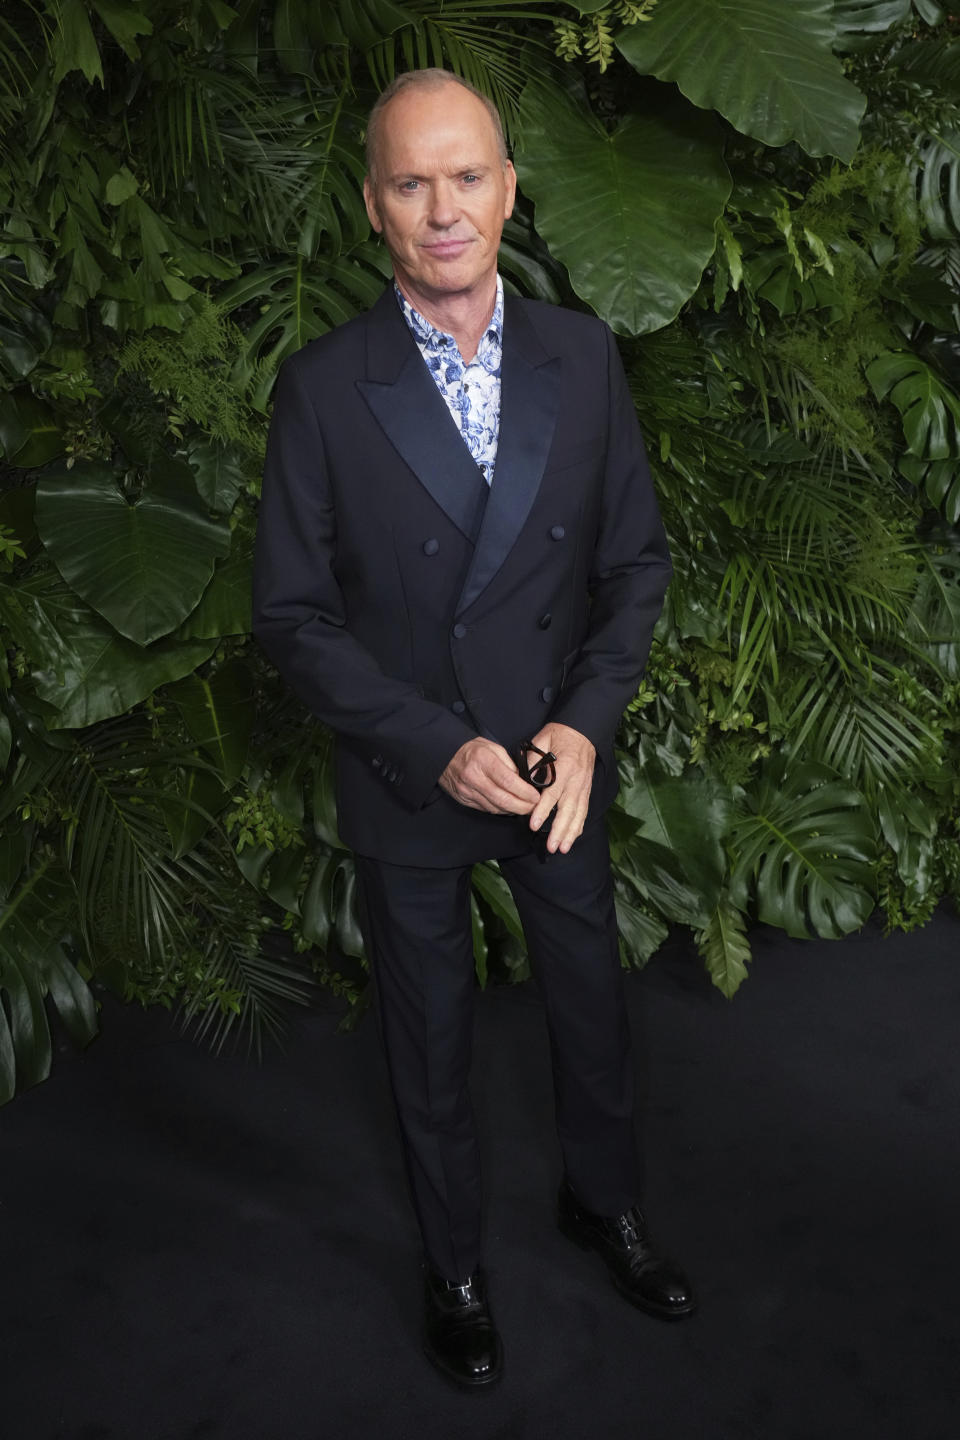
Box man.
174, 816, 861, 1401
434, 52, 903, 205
253, 68, 694, 1390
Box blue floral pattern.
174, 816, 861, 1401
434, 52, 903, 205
395, 277, 503, 485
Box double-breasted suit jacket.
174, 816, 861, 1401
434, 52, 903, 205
253, 285, 672, 865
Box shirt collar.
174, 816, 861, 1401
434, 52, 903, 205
395, 275, 504, 359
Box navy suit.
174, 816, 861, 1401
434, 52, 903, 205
253, 284, 672, 1278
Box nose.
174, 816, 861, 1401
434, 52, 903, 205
427, 177, 460, 229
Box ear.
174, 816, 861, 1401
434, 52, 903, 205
502, 160, 517, 219
363, 176, 383, 233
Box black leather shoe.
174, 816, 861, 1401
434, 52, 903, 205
558, 1180, 697, 1320
422, 1264, 503, 1389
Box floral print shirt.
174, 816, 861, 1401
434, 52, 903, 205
395, 276, 503, 485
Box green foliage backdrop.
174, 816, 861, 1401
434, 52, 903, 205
2, 0, 959, 1102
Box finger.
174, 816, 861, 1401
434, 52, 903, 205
461, 757, 538, 814
476, 772, 539, 814
529, 784, 560, 831
546, 787, 589, 854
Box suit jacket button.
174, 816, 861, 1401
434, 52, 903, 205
538, 612, 552, 629
540, 686, 554, 703
550, 525, 565, 540
422, 538, 439, 556
452, 623, 467, 639
451, 700, 466, 715
372, 755, 383, 769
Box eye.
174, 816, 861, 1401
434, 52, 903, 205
399, 179, 420, 193
462, 173, 480, 185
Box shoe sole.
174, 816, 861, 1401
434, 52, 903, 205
558, 1213, 698, 1322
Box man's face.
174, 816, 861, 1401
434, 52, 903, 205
363, 83, 516, 309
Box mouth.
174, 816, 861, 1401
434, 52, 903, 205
421, 238, 473, 259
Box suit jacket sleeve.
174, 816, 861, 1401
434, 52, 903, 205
548, 322, 672, 755
252, 356, 476, 810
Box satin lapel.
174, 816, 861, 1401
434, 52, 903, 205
356, 289, 489, 541
456, 298, 560, 617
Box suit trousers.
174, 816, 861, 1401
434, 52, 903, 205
354, 823, 643, 1282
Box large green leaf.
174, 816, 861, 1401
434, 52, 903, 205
618, 768, 731, 913
471, 861, 524, 941
0, 572, 215, 728
168, 659, 254, 783
613, 886, 668, 968
515, 88, 731, 334
156, 765, 227, 859
51, 0, 104, 86
695, 896, 752, 999
274, 0, 410, 78
911, 128, 960, 242
180, 545, 253, 639
36, 461, 230, 645
617, 0, 866, 163
0, 390, 64, 467
607, 806, 715, 928
90, 0, 154, 59
729, 761, 877, 939
0, 853, 98, 1105
0, 713, 12, 774
867, 351, 960, 460
832, 0, 911, 50
310, 728, 342, 850
299, 849, 364, 959
187, 440, 250, 514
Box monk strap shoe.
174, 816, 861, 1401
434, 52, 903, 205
422, 1264, 503, 1389
557, 1180, 697, 1321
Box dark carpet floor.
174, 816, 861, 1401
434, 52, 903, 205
2, 912, 959, 1440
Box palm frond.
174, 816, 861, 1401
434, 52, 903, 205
365, 0, 556, 137
0, 6, 45, 125
718, 506, 916, 706
781, 655, 943, 793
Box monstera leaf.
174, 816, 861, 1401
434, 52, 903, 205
912, 128, 960, 242
867, 351, 960, 461
900, 456, 960, 525
298, 849, 365, 959
221, 245, 389, 409
515, 87, 731, 334
617, 0, 866, 163
729, 761, 877, 939
36, 461, 230, 645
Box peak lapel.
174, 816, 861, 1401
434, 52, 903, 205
356, 288, 489, 541
456, 297, 560, 617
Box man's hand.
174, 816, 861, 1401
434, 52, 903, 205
440, 737, 540, 815
528, 723, 596, 855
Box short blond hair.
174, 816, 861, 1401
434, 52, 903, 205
365, 68, 508, 183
